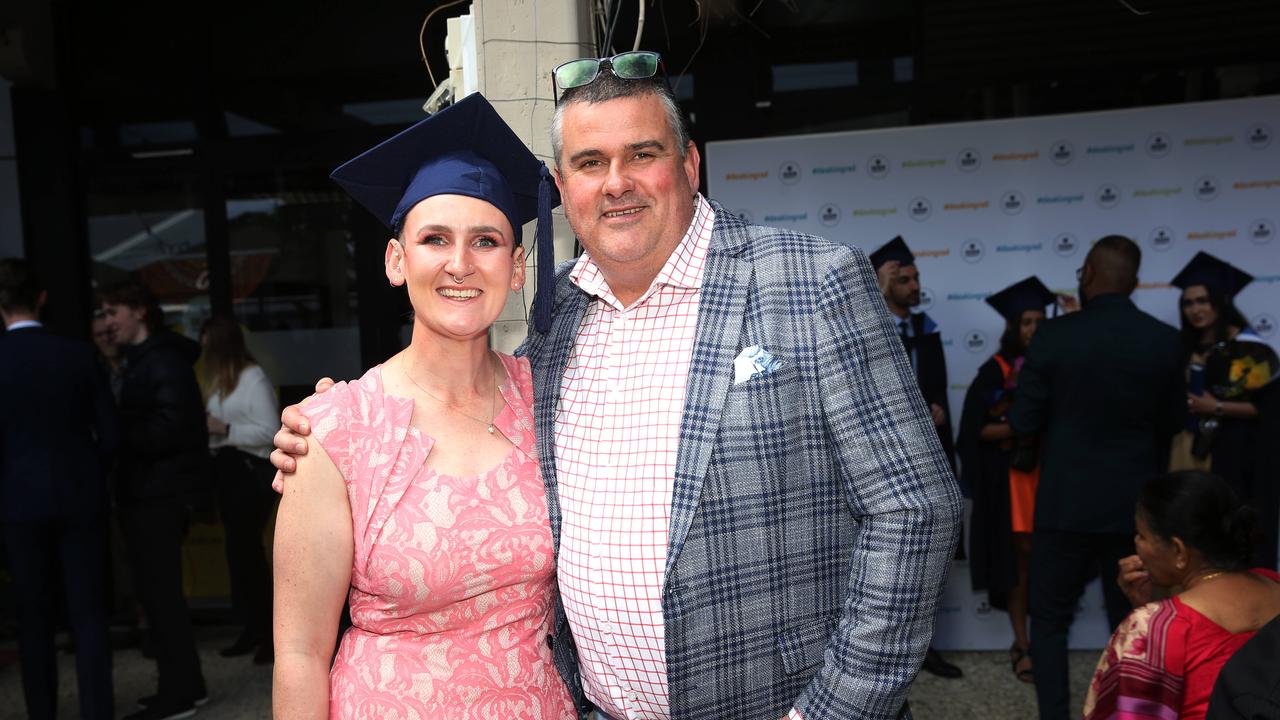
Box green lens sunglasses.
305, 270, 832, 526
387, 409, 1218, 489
552, 51, 664, 101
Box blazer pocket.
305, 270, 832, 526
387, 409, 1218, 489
777, 616, 837, 675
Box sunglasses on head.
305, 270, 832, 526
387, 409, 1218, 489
552, 51, 664, 102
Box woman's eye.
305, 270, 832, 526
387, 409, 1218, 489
474, 236, 498, 248
421, 234, 446, 245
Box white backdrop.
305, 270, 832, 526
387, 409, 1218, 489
705, 95, 1280, 650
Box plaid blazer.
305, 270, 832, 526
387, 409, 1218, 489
520, 201, 962, 720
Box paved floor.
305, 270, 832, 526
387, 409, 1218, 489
0, 628, 1100, 719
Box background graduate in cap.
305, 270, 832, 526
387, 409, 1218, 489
272, 93, 576, 718
958, 275, 1058, 685
870, 235, 963, 679
1168, 251, 1279, 567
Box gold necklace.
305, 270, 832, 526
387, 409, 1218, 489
401, 353, 499, 434
1188, 569, 1230, 588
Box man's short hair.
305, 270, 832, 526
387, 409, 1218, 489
1088, 235, 1142, 290
100, 279, 165, 332
551, 71, 691, 168
0, 258, 43, 314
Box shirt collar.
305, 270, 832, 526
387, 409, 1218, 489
569, 194, 715, 311
5, 320, 42, 332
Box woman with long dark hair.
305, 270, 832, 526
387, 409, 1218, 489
1084, 471, 1280, 720
960, 276, 1060, 684
1168, 252, 1279, 567
202, 315, 279, 665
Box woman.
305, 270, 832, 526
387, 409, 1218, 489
272, 94, 573, 719
1168, 252, 1279, 567
202, 315, 279, 665
959, 275, 1058, 683
1084, 471, 1280, 720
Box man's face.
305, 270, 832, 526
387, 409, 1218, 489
888, 264, 921, 308
91, 317, 118, 358
553, 94, 700, 291
102, 303, 147, 346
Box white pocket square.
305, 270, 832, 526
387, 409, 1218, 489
733, 345, 785, 385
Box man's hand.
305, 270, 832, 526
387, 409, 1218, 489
876, 259, 900, 296
1056, 294, 1080, 314
1187, 392, 1218, 416
929, 403, 946, 427
1117, 554, 1152, 608
269, 377, 336, 493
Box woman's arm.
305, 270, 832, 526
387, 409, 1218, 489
273, 436, 352, 720
1187, 393, 1258, 420
979, 422, 1013, 442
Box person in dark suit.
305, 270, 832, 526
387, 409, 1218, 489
1207, 612, 1280, 719
0, 258, 117, 719
1009, 235, 1185, 720
871, 235, 964, 680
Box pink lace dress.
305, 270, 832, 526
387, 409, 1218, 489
302, 353, 574, 720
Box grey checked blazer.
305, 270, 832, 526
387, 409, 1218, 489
520, 201, 962, 720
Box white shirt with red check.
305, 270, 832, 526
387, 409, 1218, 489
554, 196, 804, 720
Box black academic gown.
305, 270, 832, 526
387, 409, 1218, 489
959, 356, 1018, 608
907, 312, 957, 477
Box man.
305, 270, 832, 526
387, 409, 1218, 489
102, 280, 209, 720
871, 236, 963, 680
91, 310, 125, 400
1206, 613, 1280, 719
0, 259, 117, 720
1009, 236, 1184, 720
276, 58, 960, 719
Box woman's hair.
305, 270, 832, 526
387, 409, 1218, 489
1138, 470, 1260, 571
201, 315, 255, 399
996, 310, 1034, 360
1178, 287, 1248, 351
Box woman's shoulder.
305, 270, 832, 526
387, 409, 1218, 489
497, 352, 534, 403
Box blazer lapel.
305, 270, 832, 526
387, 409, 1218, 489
665, 228, 752, 584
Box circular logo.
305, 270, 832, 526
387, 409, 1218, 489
1195, 176, 1220, 201
1050, 140, 1074, 165
975, 599, 992, 616
1149, 226, 1176, 252
867, 154, 890, 179
1146, 132, 1172, 157
735, 209, 754, 224
779, 161, 801, 185
957, 147, 981, 173
1254, 314, 1276, 337
918, 287, 935, 312
819, 203, 841, 227
1247, 124, 1273, 150
960, 238, 985, 264
964, 330, 988, 353
1001, 190, 1025, 215
909, 197, 932, 222
1096, 183, 1121, 209
1249, 219, 1275, 245
1053, 232, 1079, 257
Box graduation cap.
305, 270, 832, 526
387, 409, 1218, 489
1170, 251, 1253, 299
329, 93, 561, 332
869, 236, 915, 270
985, 276, 1057, 322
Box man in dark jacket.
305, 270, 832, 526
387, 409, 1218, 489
0, 259, 117, 719
101, 280, 209, 720
1010, 235, 1184, 720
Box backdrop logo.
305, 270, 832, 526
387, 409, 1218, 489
1149, 226, 1176, 251
1195, 176, 1220, 201
1250, 219, 1275, 245
964, 330, 988, 353
1053, 232, 1079, 257
960, 239, 985, 264
1050, 140, 1074, 165
819, 204, 841, 227
1096, 183, 1121, 209
1001, 190, 1025, 215
957, 148, 981, 173
1254, 314, 1276, 337
1146, 132, 1172, 157
867, 154, 890, 179
909, 197, 932, 222
1247, 124, 1273, 150
975, 599, 993, 616
779, 161, 801, 185
918, 287, 935, 311
735, 209, 754, 224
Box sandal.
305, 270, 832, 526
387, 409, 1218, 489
1010, 644, 1034, 684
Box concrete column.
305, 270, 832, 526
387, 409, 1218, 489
471, 0, 593, 352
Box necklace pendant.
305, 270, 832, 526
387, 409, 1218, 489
487, 424, 495, 434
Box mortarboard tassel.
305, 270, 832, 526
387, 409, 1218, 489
532, 164, 555, 334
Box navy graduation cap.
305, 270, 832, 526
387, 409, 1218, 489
330, 92, 561, 332
985, 276, 1057, 322
869, 235, 915, 270
1170, 251, 1253, 299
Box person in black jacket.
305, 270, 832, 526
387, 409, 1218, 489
0, 259, 117, 719
101, 280, 209, 720
1009, 235, 1185, 720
